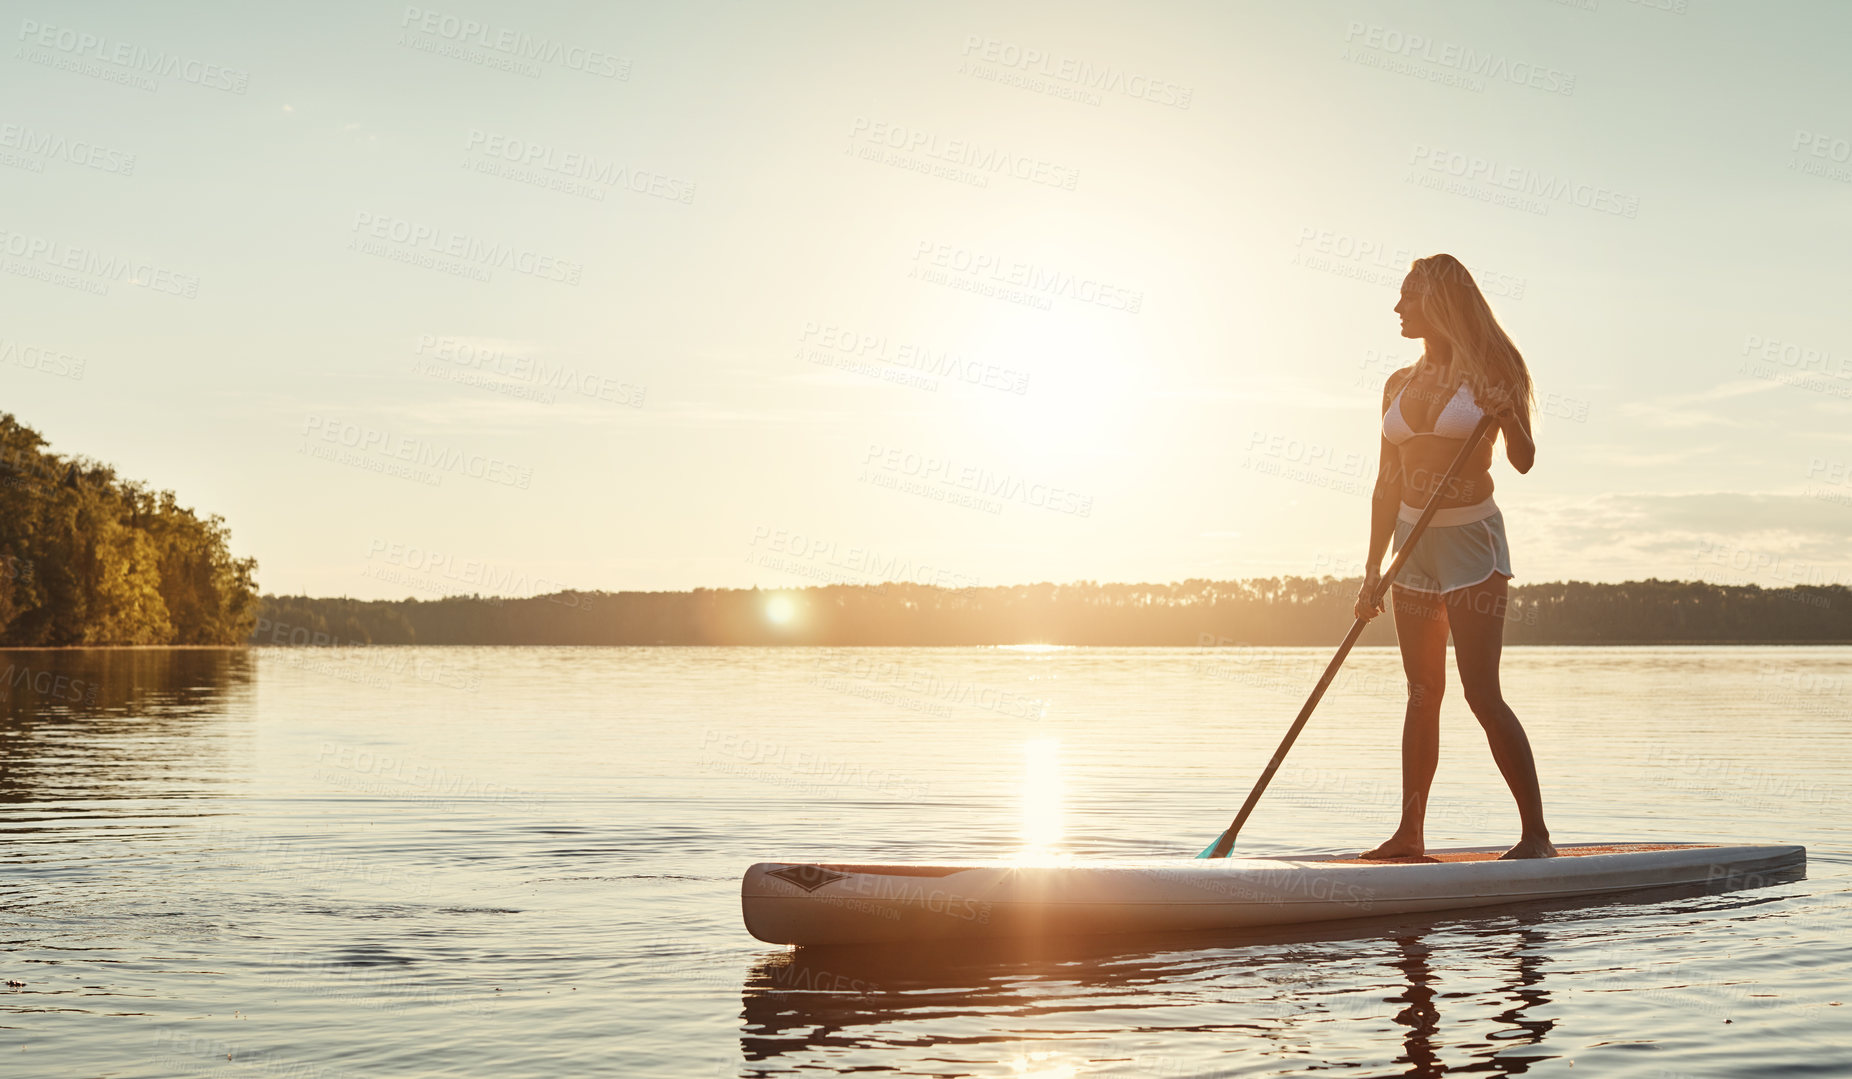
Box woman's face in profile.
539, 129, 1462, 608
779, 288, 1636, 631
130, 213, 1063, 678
1395, 275, 1434, 340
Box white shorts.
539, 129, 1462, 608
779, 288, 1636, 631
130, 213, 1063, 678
1391, 499, 1513, 595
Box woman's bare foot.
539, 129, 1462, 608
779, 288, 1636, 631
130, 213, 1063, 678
1498, 836, 1558, 860
1359, 837, 1426, 860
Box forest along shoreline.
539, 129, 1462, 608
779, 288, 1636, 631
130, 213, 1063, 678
0, 413, 256, 647
252, 580, 1852, 647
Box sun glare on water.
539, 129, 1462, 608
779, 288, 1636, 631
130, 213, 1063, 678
1018, 737, 1065, 858
1008, 1050, 1078, 1079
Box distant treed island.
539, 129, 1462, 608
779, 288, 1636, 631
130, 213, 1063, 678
253, 579, 1851, 647
0, 415, 259, 646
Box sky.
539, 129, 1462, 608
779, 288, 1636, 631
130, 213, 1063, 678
3, 0, 1848, 600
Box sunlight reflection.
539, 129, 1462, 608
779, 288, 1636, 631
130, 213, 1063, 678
1007, 1050, 1078, 1079
1018, 737, 1064, 857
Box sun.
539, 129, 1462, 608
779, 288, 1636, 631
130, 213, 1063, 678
764, 594, 797, 626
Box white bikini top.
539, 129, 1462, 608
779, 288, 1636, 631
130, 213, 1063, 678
1382, 377, 1483, 444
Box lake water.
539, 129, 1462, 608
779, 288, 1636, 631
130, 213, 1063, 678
3, 645, 1848, 1078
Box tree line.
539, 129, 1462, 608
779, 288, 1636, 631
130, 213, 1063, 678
251, 577, 1852, 647
0, 413, 259, 645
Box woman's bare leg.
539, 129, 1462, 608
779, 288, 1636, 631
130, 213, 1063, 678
1362, 585, 1451, 859
1445, 575, 1556, 859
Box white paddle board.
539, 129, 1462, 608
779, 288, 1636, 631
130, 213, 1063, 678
741, 842, 1804, 946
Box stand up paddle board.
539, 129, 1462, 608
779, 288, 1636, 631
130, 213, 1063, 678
741, 842, 1804, 946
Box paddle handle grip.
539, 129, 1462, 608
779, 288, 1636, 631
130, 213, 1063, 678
1206, 415, 1497, 859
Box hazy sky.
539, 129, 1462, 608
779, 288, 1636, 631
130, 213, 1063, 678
4, 0, 1848, 600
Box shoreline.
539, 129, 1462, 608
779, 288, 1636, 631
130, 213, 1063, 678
0, 644, 249, 651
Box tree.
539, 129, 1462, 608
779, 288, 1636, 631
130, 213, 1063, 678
0, 414, 258, 645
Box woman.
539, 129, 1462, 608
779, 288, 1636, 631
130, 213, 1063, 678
1353, 254, 1555, 860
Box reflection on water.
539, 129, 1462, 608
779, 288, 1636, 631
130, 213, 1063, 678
1019, 737, 1064, 855
0, 645, 1845, 1078
0, 648, 252, 803
740, 869, 1807, 1078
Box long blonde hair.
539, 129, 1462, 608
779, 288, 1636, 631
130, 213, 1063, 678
1410, 254, 1533, 424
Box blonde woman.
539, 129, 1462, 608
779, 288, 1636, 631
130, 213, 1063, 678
1354, 254, 1555, 860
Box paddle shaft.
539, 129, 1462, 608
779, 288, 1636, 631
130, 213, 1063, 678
1206, 414, 1497, 859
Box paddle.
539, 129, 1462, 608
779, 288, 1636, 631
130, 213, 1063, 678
1199, 413, 1498, 859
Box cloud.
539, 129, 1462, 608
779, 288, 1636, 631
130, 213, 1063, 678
376, 396, 631, 429
1575, 444, 1719, 468
1519, 492, 1852, 586
1617, 379, 1784, 429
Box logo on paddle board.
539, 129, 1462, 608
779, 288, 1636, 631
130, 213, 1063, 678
768, 865, 849, 892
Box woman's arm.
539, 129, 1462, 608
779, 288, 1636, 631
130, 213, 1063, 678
1484, 386, 1535, 474
1356, 371, 1410, 621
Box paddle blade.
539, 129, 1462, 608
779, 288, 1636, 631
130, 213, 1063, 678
1195, 832, 1228, 859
